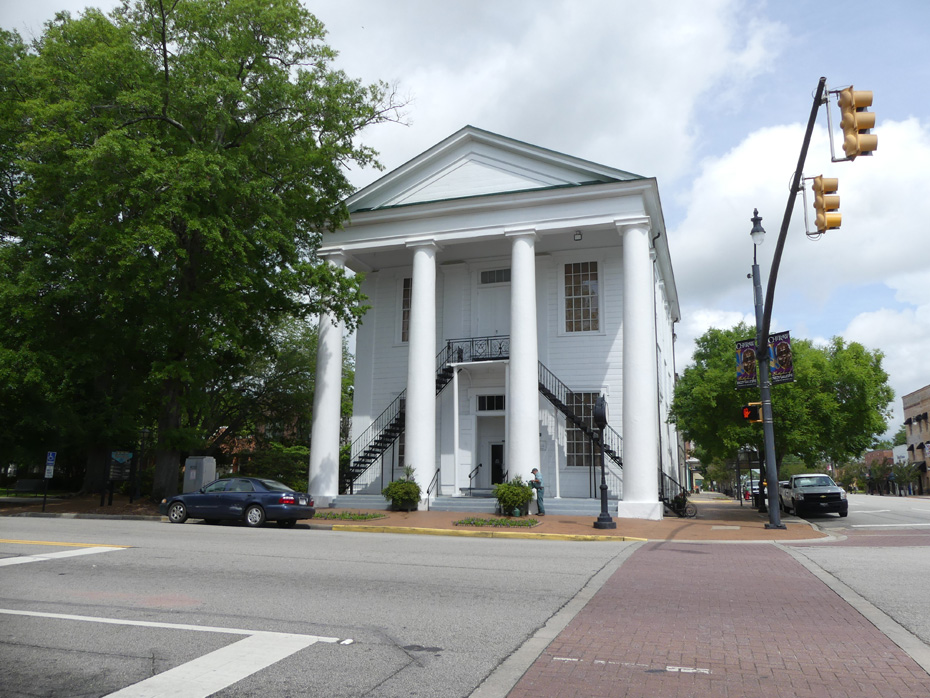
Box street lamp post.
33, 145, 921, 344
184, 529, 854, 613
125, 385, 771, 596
592, 396, 617, 530
749, 209, 786, 529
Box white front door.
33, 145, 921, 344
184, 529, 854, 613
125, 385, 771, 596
475, 284, 510, 337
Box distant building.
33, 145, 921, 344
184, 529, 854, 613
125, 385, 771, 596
903, 385, 930, 495
307, 126, 681, 519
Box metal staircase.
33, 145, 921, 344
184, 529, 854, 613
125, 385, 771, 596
537, 361, 622, 468
346, 345, 456, 492
344, 336, 622, 493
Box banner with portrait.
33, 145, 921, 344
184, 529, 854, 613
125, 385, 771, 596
736, 338, 758, 389
736, 332, 795, 388
768, 331, 795, 385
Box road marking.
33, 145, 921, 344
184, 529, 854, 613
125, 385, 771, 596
0, 609, 342, 698
0, 546, 126, 567
0, 539, 128, 548
851, 523, 930, 528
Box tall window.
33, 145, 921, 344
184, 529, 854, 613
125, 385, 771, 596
566, 392, 599, 467
564, 262, 599, 333
401, 277, 412, 343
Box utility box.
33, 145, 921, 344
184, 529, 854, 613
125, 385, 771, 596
183, 456, 216, 493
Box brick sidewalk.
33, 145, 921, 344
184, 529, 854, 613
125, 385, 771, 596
507, 543, 930, 698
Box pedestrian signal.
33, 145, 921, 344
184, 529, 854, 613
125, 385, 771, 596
742, 403, 763, 423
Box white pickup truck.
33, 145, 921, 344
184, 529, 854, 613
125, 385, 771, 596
779, 474, 848, 517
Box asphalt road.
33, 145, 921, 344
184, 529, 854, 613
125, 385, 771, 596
0, 516, 634, 698
788, 493, 930, 650
4, 503, 930, 698
818, 492, 930, 529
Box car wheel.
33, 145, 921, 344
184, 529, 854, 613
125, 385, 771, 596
244, 504, 265, 527
792, 500, 802, 517
276, 519, 297, 529
167, 501, 188, 524
839, 511, 848, 518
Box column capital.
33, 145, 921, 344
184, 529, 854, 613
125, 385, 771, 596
504, 226, 538, 241
405, 238, 442, 251
613, 216, 652, 234
319, 249, 347, 267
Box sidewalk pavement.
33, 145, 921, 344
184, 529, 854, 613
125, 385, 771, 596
498, 541, 930, 698
2, 493, 827, 542
312, 495, 828, 542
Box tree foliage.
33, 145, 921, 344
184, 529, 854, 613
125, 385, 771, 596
0, 0, 397, 497
670, 323, 894, 474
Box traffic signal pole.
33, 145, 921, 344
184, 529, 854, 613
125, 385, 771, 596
756, 77, 827, 529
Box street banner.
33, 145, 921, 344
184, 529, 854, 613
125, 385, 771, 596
768, 331, 795, 385
736, 338, 758, 389
736, 331, 795, 388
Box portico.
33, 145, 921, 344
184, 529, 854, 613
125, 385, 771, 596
308, 126, 679, 520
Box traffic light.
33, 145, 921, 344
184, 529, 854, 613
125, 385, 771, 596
741, 403, 762, 423
812, 176, 841, 232
838, 87, 877, 159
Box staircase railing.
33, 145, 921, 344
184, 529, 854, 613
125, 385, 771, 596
345, 392, 405, 493
659, 471, 689, 513
346, 338, 625, 499
426, 468, 440, 510
537, 361, 622, 468
346, 343, 463, 493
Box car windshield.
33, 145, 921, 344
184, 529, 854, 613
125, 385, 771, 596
257, 479, 294, 492
797, 476, 834, 487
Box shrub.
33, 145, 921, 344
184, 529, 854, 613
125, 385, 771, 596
382, 465, 421, 511
493, 477, 534, 516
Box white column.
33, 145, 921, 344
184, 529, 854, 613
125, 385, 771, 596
618, 219, 662, 520
506, 229, 540, 482
308, 253, 346, 506
405, 241, 438, 494
452, 366, 460, 495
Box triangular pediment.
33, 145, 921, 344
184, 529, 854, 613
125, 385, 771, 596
347, 126, 642, 213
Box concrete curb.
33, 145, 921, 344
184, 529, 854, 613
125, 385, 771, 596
9, 512, 165, 522
327, 523, 647, 541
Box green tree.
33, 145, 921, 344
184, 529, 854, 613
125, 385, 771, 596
0, 1, 399, 498
671, 324, 893, 475
893, 424, 907, 447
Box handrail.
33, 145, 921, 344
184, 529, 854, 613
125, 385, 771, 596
538, 360, 622, 468
467, 463, 481, 496
349, 392, 405, 468
659, 471, 688, 506
426, 468, 440, 510
446, 335, 510, 363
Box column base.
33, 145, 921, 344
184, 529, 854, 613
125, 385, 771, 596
616, 501, 664, 521
313, 495, 338, 509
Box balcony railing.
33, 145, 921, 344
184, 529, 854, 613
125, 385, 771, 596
445, 336, 510, 363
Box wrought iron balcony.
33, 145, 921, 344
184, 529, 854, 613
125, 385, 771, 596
445, 336, 510, 363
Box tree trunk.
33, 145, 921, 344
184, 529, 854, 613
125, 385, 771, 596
151, 378, 183, 500
82, 446, 109, 493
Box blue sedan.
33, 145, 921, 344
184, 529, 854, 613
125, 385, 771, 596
160, 477, 315, 528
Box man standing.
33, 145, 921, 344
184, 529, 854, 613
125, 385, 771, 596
530, 467, 545, 515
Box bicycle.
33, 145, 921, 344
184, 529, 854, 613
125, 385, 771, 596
669, 493, 697, 518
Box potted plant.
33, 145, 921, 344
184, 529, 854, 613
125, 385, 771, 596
493, 477, 534, 516
382, 465, 422, 511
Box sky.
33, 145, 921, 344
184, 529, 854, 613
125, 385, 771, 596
3, 0, 928, 434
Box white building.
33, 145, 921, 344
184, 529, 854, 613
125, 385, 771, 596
308, 126, 681, 520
